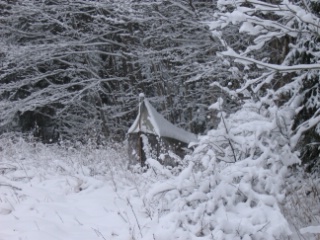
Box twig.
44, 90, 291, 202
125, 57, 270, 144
0, 167, 17, 174
74, 217, 83, 226
92, 227, 108, 240
117, 211, 128, 223
257, 221, 270, 232
127, 198, 143, 238
55, 211, 64, 223
0, 183, 22, 191
221, 114, 237, 163
34, 221, 40, 231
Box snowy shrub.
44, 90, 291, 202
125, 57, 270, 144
146, 101, 300, 240
212, 0, 320, 172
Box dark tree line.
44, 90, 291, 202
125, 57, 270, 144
0, 0, 231, 143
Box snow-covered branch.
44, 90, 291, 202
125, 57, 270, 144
221, 48, 320, 72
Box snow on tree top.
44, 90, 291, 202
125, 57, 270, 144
128, 98, 198, 144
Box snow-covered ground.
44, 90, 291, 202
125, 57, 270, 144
0, 135, 319, 240
1, 176, 133, 240
0, 137, 155, 240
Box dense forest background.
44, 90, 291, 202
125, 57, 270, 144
0, 0, 319, 172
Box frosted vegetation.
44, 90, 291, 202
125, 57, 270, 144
0, 117, 319, 240
0, 0, 320, 239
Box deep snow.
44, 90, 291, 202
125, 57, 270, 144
0, 138, 152, 240
0, 135, 319, 240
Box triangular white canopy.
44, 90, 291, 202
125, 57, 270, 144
128, 98, 198, 144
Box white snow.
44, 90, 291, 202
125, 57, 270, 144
128, 98, 198, 144
239, 22, 262, 35
139, 93, 145, 98
0, 138, 151, 240
300, 225, 320, 234
209, 97, 224, 110
1, 178, 132, 240
0, 122, 318, 240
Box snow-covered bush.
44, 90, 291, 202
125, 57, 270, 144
145, 101, 300, 239
211, 0, 320, 171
